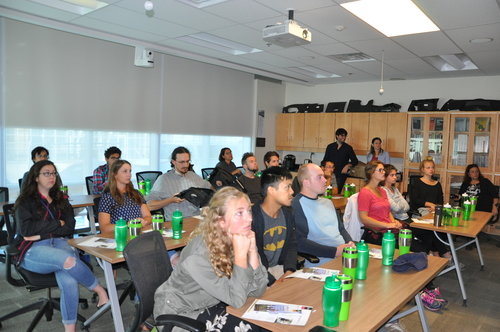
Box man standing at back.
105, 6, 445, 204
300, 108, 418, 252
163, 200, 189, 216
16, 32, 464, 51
292, 163, 354, 267
146, 146, 212, 220
92, 146, 121, 194
252, 166, 297, 286
238, 152, 263, 204
323, 128, 358, 193
263, 151, 280, 169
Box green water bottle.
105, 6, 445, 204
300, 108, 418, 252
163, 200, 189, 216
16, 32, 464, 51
337, 274, 353, 321
382, 230, 396, 266
323, 276, 342, 327
342, 247, 358, 282
172, 209, 183, 240
343, 184, 350, 197
138, 181, 146, 196
398, 229, 412, 256
355, 240, 369, 280
145, 178, 151, 195
115, 218, 127, 252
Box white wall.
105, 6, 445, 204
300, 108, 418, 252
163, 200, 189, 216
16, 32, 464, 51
284, 76, 500, 112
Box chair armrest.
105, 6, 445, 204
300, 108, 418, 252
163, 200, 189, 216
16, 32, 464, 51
407, 209, 421, 218
297, 252, 320, 264
5, 245, 27, 287
155, 314, 206, 332
361, 225, 381, 234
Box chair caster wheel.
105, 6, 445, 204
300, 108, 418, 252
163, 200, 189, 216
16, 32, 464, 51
80, 322, 89, 331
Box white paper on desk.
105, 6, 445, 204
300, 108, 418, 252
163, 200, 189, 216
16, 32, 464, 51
285, 267, 340, 282
369, 248, 382, 259
243, 299, 312, 326
331, 196, 343, 200
143, 229, 186, 238
412, 218, 434, 224
79, 237, 116, 249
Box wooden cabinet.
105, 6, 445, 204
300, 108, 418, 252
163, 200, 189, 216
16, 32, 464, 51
448, 113, 497, 173
276, 113, 304, 149
405, 113, 450, 170
368, 113, 408, 158
303, 113, 335, 149
350, 113, 370, 154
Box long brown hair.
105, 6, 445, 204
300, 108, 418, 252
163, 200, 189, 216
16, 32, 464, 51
463, 164, 484, 183
104, 160, 143, 206
14, 160, 67, 217
364, 160, 384, 185
369, 137, 384, 157
189, 187, 250, 279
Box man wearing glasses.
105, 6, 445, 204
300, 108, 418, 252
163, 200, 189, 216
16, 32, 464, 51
146, 146, 213, 220
322, 128, 358, 193
92, 146, 122, 194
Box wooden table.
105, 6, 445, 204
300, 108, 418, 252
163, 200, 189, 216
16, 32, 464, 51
69, 194, 101, 234
411, 210, 492, 306
331, 195, 348, 212
68, 217, 200, 332
228, 246, 448, 332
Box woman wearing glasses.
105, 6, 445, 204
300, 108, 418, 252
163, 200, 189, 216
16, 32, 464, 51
14, 160, 109, 332
154, 187, 268, 331
98, 159, 152, 233
358, 160, 403, 244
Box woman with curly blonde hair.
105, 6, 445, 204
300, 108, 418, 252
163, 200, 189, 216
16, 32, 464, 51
154, 187, 269, 332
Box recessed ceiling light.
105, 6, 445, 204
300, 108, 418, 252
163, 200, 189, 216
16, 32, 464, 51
470, 38, 493, 44
287, 66, 340, 79
422, 54, 478, 72
29, 0, 108, 15
341, 0, 439, 37
176, 0, 230, 8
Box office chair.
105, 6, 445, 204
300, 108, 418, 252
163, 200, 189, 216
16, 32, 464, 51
18, 178, 23, 190
85, 176, 93, 195
123, 231, 206, 332
136, 171, 163, 188
0, 187, 9, 263
201, 168, 215, 180
0, 204, 89, 332
482, 185, 500, 247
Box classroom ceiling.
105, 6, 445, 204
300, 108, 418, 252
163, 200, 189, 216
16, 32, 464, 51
1, 0, 500, 86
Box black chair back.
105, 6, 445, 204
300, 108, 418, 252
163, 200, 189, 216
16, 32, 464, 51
19, 179, 23, 191
123, 231, 173, 331
136, 171, 163, 188
201, 168, 215, 180
85, 176, 93, 195
0, 187, 9, 202
93, 196, 101, 227
2, 203, 16, 245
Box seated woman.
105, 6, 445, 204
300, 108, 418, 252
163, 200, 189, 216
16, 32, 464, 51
215, 147, 242, 176
98, 159, 152, 233
154, 187, 268, 331
457, 164, 498, 218
358, 160, 403, 245
409, 157, 464, 270
366, 137, 390, 164
14, 160, 109, 332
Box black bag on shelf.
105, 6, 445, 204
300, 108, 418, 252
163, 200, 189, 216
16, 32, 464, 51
441, 99, 500, 112
325, 102, 346, 112
408, 99, 439, 112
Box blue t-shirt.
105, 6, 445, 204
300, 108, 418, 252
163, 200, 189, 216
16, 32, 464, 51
98, 190, 146, 223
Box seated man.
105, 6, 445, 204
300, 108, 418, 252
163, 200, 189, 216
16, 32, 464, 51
252, 166, 297, 287
238, 152, 263, 204
92, 146, 121, 194
292, 163, 355, 267
263, 151, 280, 169
146, 146, 213, 220
291, 160, 338, 196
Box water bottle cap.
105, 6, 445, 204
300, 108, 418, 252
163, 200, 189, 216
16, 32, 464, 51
356, 240, 368, 250
173, 209, 183, 217
384, 230, 395, 239
116, 219, 127, 226
145, 179, 151, 182
325, 276, 341, 289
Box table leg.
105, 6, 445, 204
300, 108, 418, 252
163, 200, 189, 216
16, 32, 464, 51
414, 292, 430, 332
446, 233, 467, 307
82, 258, 125, 332
86, 206, 97, 235
475, 237, 484, 271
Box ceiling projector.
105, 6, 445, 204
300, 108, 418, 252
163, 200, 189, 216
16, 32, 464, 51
263, 10, 311, 48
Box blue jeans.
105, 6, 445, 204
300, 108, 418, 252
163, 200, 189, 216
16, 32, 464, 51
20, 237, 99, 325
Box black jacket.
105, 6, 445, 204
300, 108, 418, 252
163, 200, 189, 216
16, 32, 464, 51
251, 202, 297, 286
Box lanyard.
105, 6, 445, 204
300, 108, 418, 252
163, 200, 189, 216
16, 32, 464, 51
40, 200, 55, 220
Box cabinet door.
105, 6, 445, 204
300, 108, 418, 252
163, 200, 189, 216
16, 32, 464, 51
386, 113, 407, 158
368, 113, 388, 144
318, 113, 336, 149
303, 113, 320, 148
276, 113, 291, 148
350, 113, 370, 153
335, 113, 351, 144
288, 113, 305, 148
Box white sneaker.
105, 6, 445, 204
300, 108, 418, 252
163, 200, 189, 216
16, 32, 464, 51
447, 259, 466, 271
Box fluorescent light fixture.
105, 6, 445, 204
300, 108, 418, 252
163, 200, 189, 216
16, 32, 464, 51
287, 66, 341, 79
327, 53, 375, 63
176, 0, 230, 8
176, 33, 261, 55
422, 54, 478, 72
29, 0, 108, 15
341, 0, 439, 37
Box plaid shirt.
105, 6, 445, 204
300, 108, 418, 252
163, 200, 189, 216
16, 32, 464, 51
92, 163, 108, 194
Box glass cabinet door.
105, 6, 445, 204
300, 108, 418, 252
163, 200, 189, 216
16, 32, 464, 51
427, 116, 446, 168
449, 114, 497, 173
408, 116, 424, 164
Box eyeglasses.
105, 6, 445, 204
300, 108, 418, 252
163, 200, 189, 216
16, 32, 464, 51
376, 168, 386, 173
39, 172, 58, 177
36, 154, 49, 159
